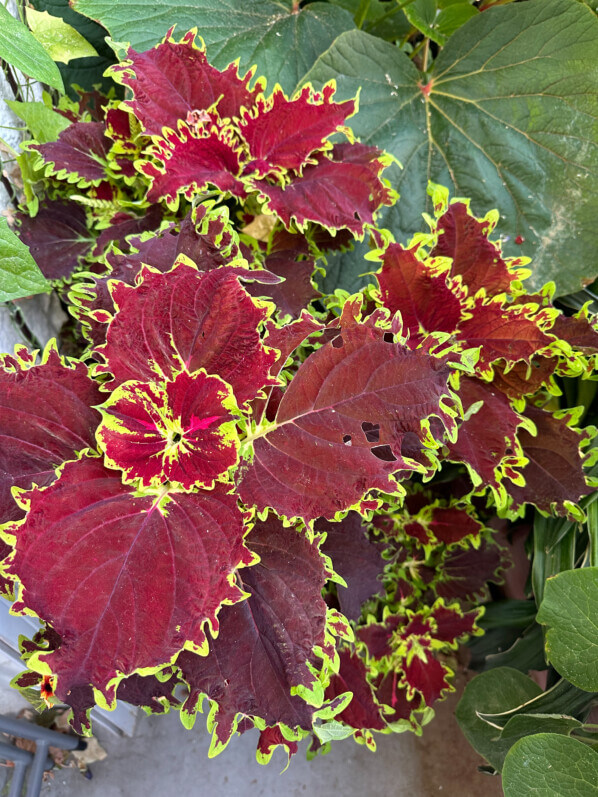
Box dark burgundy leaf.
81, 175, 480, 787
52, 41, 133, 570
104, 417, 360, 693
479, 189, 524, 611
117, 672, 180, 714
29, 122, 109, 184
430, 605, 479, 644
16, 201, 92, 281
317, 512, 385, 621
177, 516, 332, 746
402, 645, 449, 705
0, 347, 102, 524
324, 649, 386, 731
551, 312, 598, 353
507, 406, 592, 516
434, 539, 506, 601
246, 247, 319, 320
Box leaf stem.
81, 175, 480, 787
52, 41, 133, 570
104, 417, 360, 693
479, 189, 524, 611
1, 59, 24, 102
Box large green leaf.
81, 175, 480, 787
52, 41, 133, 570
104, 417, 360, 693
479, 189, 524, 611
72, 0, 354, 94
537, 567, 598, 691
455, 667, 542, 771
30, 0, 117, 98
0, 219, 50, 302
0, 4, 63, 91
502, 734, 598, 797
302, 0, 598, 295
6, 100, 70, 144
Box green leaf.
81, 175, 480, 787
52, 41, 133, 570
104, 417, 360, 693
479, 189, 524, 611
26, 8, 97, 63
0, 4, 63, 91
31, 0, 117, 98
404, 0, 477, 45
5, 99, 70, 144
537, 567, 598, 691
502, 734, 598, 797
71, 0, 354, 94
327, 0, 411, 40
316, 239, 376, 295
455, 667, 542, 771
0, 219, 50, 302
301, 0, 598, 295
499, 713, 583, 745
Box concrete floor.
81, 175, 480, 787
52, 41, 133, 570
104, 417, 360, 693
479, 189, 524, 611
35, 680, 503, 797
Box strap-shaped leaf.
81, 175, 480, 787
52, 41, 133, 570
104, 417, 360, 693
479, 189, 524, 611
239, 307, 457, 521
6, 456, 253, 725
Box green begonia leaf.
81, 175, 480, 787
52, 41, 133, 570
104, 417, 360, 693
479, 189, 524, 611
302, 0, 598, 295
26, 8, 98, 63
502, 734, 598, 797
537, 567, 598, 691
71, 0, 354, 94
404, 0, 478, 46
0, 219, 50, 302
455, 667, 542, 771
326, 0, 411, 40
5, 100, 70, 144
0, 4, 63, 91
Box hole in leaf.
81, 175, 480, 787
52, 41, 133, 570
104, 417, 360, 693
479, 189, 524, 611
383, 332, 394, 343
172, 432, 182, 443
362, 422, 380, 443
342, 434, 352, 445
332, 336, 344, 349
371, 445, 396, 462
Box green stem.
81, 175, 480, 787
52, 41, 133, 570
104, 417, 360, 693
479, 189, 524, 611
355, 0, 372, 29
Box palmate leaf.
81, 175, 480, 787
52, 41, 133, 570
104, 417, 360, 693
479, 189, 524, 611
5, 456, 253, 731
255, 143, 394, 236
109, 29, 262, 137
302, 0, 598, 294
0, 345, 102, 524
72, 0, 354, 95
94, 261, 278, 405
97, 370, 239, 490
239, 302, 458, 521
177, 516, 345, 751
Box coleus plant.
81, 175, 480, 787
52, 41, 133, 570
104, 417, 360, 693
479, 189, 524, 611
2, 30, 598, 765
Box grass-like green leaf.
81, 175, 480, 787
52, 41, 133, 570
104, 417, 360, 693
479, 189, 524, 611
503, 734, 598, 797
0, 219, 50, 302
72, 0, 354, 94
0, 4, 63, 91
5, 99, 70, 144
537, 567, 598, 691
302, 0, 598, 295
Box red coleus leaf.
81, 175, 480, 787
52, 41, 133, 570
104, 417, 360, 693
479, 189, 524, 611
403, 646, 450, 705
91, 205, 164, 258
177, 516, 331, 745
15, 201, 92, 281
325, 649, 386, 731
97, 370, 239, 490
551, 312, 598, 354
491, 356, 559, 400
95, 262, 278, 405
430, 604, 478, 644
246, 243, 319, 321
7, 457, 252, 726
507, 406, 592, 517
255, 143, 393, 236
257, 726, 299, 765
433, 538, 506, 601
140, 124, 244, 207
374, 672, 420, 723
428, 506, 483, 545
239, 84, 354, 176
239, 306, 456, 521
116, 672, 179, 714
432, 202, 516, 297
446, 376, 526, 492
110, 29, 261, 136
457, 298, 553, 376
317, 512, 385, 621
376, 243, 464, 339
28, 121, 110, 184
0, 347, 102, 524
